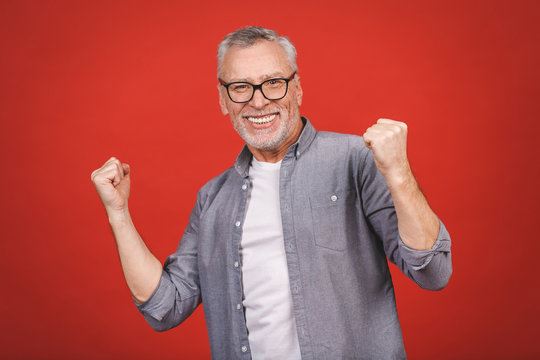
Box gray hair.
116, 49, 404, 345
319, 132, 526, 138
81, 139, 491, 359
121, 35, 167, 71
217, 26, 298, 78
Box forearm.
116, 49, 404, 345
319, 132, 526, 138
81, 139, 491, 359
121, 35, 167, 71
386, 168, 440, 251
108, 210, 163, 304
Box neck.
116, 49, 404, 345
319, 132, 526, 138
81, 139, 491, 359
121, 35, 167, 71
248, 117, 304, 163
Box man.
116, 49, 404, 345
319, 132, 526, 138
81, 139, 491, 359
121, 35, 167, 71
91, 26, 452, 359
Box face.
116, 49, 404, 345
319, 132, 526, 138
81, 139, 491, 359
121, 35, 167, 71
218, 40, 303, 152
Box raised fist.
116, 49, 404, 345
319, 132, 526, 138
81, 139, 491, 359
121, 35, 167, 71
362, 118, 411, 181
91, 157, 131, 214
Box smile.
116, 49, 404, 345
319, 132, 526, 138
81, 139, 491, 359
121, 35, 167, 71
245, 113, 277, 124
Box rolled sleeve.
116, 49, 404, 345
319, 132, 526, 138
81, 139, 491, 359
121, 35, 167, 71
134, 271, 177, 322
397, 220, 453, 290
398, 220, 452, 271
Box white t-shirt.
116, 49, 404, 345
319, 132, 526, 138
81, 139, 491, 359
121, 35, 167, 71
240, 158, 301, 360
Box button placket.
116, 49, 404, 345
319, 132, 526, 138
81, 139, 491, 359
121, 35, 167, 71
228, 177, 250, 351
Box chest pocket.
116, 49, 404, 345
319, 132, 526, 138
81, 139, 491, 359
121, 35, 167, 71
309, 190, 356, 251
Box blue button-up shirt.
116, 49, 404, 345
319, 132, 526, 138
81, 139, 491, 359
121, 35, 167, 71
135, 117, 452, 359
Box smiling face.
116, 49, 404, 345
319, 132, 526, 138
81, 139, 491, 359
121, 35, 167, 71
218, 40, 303, 161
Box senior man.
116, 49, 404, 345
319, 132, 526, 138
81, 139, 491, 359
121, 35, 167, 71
91, 26, 452, 359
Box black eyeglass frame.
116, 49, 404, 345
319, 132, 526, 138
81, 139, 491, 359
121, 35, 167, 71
219, 72, 297, 103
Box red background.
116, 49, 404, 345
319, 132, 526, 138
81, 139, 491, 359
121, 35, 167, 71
1, 0, 539, 359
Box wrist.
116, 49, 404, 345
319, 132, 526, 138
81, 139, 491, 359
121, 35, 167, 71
107, 208, 131, 226
384, 163, 414, 189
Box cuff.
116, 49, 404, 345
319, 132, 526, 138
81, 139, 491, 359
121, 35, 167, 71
398, 220, 452, 271
133, 271, 175, 321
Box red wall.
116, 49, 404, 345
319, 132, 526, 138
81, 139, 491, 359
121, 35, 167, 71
1, 1, 539, 359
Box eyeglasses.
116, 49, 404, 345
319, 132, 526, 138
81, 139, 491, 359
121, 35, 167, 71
219, 72, 296, 103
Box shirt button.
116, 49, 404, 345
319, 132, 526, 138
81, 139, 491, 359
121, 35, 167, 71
235, 221, 241, 227
241, 345, 248, 353
331, 195, 338, 202
242, 184, 247, 190
234, 261, 239, 268
236, 303, 242, 310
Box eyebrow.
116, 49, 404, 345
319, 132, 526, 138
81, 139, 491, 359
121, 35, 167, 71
227, 72, 286, 83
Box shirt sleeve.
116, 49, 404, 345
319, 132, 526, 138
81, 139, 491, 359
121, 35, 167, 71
133, 192, 203, 331
359, 148, 452, 291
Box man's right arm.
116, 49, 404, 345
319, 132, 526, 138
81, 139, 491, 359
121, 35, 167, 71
91, 157, 162, 304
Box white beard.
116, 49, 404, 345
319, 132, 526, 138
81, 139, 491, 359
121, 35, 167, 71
232, 107, 300, 151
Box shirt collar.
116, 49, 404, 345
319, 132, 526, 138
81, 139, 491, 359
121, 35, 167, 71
234, 116, 317, 177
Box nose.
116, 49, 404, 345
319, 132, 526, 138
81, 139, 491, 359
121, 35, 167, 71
249, 87, 271, 109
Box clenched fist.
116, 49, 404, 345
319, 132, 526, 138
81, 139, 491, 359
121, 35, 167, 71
363, 118, 411, 182
91, 157, 131, 214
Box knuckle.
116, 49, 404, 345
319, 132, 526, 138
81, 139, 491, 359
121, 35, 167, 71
91, 168, 103, 179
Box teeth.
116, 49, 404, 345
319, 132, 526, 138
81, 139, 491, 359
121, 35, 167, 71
247, 114, 276, 124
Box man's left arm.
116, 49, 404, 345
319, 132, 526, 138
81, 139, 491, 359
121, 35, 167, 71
363, 118, 440, 250
363, 118, 452, 288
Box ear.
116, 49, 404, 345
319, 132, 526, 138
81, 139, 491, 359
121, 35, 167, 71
218, 84, 229, 116
294, 76, 303, 107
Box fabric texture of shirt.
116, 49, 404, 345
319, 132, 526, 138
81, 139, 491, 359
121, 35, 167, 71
135, 117, 453, 359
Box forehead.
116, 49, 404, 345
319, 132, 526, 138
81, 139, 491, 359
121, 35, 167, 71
220, 40, 292, 82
